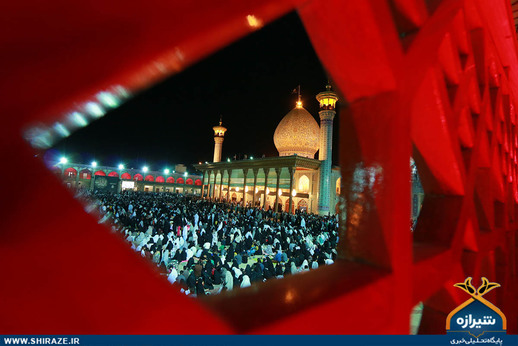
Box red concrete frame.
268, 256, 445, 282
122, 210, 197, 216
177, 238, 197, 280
0, 0, 516, 335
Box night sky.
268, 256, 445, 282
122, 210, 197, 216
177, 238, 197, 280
50, 12, 340, 173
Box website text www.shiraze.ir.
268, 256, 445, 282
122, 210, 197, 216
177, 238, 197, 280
3, 338, 80, 345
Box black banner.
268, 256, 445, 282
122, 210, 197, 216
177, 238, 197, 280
93, 176, 119, 192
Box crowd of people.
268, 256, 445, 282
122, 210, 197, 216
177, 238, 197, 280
88, 191, 339, 296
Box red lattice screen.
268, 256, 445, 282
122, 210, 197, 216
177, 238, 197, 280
0, 0, 516, 334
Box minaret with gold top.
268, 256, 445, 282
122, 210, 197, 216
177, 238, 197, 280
213, 116, 227, 163
317, 83, 339, 215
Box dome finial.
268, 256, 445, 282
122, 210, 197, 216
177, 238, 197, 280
219, 114, 223, 126
296, 85, 302, 108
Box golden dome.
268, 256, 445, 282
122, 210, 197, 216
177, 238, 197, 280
274, 105, 320, 158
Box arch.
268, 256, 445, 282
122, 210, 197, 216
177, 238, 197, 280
121, 172, 131, 180
231, 193, 237, 201
133, 174, 143, 181
186, 178, 193, 185
336, 177, 341, 195
285, 198, 295, 213
64, 167, 77, 177
166, 177, 175, 184
108, 171, 119, 177
297, 199, 308, 212
195, 179, 202, 185
155, 176, 165, 183
79, 169, 92, 180
298, 175, 310, 193
176, 177, 184, 184
94, 170, 106, 176
275, 197, 284, 212
144, 175, 154, 182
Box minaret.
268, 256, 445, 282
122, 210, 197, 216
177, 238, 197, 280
213, 116, 227, 163
317, 84, 339, 215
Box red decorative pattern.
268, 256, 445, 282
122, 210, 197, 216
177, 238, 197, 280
0, 0, 516, 335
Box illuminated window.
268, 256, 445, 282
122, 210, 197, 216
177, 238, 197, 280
298, 175, 310, 193
121, 181, 135, 190
336, 177, 341, 194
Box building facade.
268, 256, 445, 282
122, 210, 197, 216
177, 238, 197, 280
195, 156, 341, 214
51, 162, 203, 195
196, 85, 343, 215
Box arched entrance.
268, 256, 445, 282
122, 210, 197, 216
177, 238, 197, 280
78, 169, 92, 179
297, 199, 308, 212
285, 199, 294, 213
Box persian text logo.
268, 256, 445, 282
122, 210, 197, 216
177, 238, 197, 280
446, 277, 506, 344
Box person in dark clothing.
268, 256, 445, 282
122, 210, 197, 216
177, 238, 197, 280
250, 263, 263, 283
195, 277, 206, 296
186, 270, 196, 292
263, 268, 273, 280
213, 266, 222, 285
275, 263, 284, 277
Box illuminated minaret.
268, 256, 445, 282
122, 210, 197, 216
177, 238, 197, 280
317, 83, 339, 215
213, 116, 227, 163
